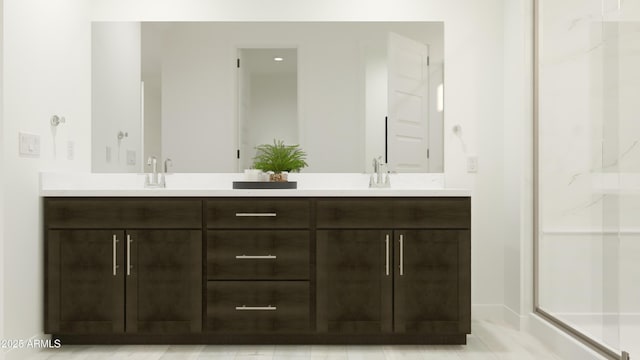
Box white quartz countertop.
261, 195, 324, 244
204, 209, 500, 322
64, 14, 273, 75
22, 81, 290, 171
40, 173, 471, 197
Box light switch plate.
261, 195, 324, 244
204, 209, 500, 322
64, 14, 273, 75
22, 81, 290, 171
19, 132, 41, 157
106, 146, 111, 163
126, 150, 136, 166
467, 155, 478, 173
67, 141, 75, 160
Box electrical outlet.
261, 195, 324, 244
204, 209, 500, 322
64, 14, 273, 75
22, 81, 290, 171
467, 155, 478, 173
126, 150, 136, 166
19, 132, 41, 157
67, 141, 75, 160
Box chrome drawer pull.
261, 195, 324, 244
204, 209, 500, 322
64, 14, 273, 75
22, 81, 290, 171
399, 234, 404, 276
235, 255, 277, 259
235, 305, 277, 311
126, 234, 132, 276
385, 234, 390, 276
235, 212, 277, 217
112, 234, 119, 276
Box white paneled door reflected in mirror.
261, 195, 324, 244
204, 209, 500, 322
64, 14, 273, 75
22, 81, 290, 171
91, 22, 444, 173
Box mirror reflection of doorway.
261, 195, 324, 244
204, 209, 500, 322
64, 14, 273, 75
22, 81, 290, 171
363, 32, 442, 173
237, 48, 298, 171
387, 32, 430, 173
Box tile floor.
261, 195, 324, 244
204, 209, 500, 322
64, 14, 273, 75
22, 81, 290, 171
20, 321, 566, 360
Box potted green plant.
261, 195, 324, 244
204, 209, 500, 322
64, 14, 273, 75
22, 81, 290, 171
252, 139, 308, 182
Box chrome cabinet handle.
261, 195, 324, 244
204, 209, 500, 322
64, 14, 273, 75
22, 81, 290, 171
235, 255, 277, 259
112, 235, 119, 276
385, 234, 390, 276
235, 305, 277, 311
235, 213, 277, 217
126, 234, 132, 276
399, 234, 404, 276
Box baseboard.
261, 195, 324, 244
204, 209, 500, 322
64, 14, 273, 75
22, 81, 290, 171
472, 304, 527, 330
472, 304, 504, 322
525, 313, 609, 360
503, 305, 527, 330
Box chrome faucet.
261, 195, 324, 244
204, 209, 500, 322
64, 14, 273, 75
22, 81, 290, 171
369, 156, 391, 188
164, 158, 173, 174
145, 156, 165, 188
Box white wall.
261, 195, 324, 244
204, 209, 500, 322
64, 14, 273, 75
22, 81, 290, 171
502, 0, 533, 327
92, 22, 142, 173
2, 0, 91, 358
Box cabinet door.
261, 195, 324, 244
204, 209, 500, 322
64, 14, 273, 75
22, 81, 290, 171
125, 230, 202, 333
316, 230, 392, 333
46, 230, 125, 334
393, 230, 471, 334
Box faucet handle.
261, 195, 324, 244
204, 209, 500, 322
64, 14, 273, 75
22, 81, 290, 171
164, 158, 173, 173
373, 156, 384, 172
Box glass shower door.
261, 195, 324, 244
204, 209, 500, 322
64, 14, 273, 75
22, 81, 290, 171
536, 0, 639, 358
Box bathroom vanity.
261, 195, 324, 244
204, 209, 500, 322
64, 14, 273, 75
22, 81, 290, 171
42, 174, 471, 345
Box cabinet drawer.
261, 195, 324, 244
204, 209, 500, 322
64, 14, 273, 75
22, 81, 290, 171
45, 199, 202, 229
316, 198, 470, 229
206, 199, 310, 229
207, 231, 310, 280
206, 281, 310, 333
393, 198, 470, 229
316, 199, 394, 228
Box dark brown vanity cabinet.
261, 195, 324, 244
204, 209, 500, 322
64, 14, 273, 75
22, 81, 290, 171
316, 198, 471, 340
44, 196, 470, 344
45, 199, 202, 335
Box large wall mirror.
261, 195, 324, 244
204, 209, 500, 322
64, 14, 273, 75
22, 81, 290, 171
91, 22, 444, 173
